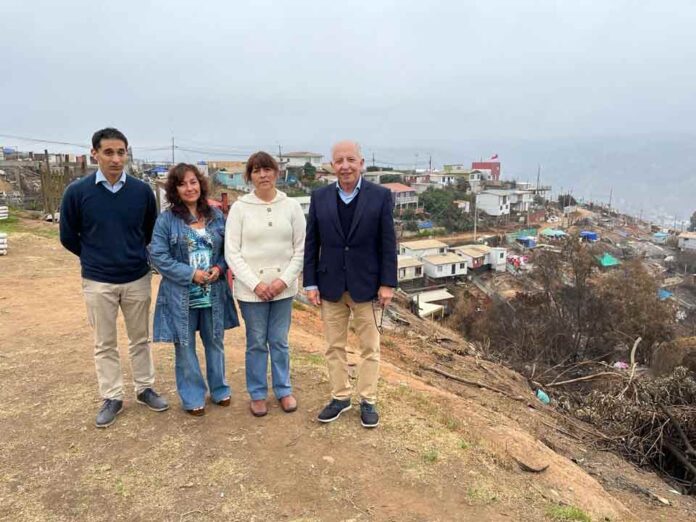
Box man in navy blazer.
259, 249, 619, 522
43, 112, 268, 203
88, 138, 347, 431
304, 140, 397, 428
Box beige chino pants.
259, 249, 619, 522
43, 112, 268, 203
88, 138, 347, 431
82, 273, 155, 400
321, 292, 380, 404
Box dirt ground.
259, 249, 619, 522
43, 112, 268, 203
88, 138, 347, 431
1, 220, 696, 521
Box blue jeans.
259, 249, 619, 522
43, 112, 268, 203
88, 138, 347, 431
238, 297, 293, 400
174, 307, 230, 410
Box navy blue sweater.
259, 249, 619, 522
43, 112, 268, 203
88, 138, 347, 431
59, 173, 157, 284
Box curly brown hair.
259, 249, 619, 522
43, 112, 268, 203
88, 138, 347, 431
164, 163, 213, 222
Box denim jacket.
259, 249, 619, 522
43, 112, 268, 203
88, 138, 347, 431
150, 208, 239, 347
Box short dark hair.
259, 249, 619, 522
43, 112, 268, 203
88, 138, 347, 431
244, 151, 279, 183
92, 127, 128, 150
164, 163, 213, 222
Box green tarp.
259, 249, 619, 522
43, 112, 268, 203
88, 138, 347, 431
597, 252, 620, 267
540, 228, 566, 237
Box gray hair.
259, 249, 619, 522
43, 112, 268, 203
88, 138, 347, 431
331, 140, 362, 160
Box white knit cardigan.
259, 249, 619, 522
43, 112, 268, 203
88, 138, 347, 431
224, 190, 306, 302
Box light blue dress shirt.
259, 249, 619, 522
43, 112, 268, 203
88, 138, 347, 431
336, 176, 362, 204
95, 169, 127, 193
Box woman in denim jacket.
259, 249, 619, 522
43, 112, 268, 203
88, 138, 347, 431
150, 163, 239, 416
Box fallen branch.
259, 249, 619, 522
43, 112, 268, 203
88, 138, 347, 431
544, 372, 623, 388
662, 440, 696, 493
537, 418, 582, 441
619, 337, 642, 398
659, 403, 696, 458
422, 365, 527, 402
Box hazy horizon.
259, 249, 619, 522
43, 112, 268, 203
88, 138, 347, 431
2, 0, 695, 220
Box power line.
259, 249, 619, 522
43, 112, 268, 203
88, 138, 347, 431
0, 133, 89, 148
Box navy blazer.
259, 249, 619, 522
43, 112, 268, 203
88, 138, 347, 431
303, 179, 397, 303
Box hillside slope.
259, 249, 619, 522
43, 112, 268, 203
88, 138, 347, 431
1, 219, 695, 521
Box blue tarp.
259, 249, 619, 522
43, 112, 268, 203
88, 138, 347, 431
516, 236, 536, 248
417, 220, 433, 229
580, 230, 599, 241
658, 288, 673, 301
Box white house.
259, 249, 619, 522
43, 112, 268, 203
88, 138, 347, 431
399, 239, 449, 259
397, 255, 424, 282
678, 231, 696, 252
283, 151, 323, 168
476, 190, 511, 216
411, 288, 455, 319
422, 253, 468, 279
453, 244, 507, 272
382, 183, 419, 213
508, 190, 534, 213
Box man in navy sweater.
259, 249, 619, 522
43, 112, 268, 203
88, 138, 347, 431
60, 128, 169, 428
303, 140, 397, 428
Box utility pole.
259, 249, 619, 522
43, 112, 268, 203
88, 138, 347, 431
429, 154, 432, 173
127, 146, 134, 175
171, 137, 175, 165
608, 187, 613, 211
372, 152, 375, 168
473, 197, 478, 242
278, 144, 282, 160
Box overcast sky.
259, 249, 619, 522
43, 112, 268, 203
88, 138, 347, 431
2, 1, 696, 217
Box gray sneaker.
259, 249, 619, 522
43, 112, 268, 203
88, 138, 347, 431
136, 388, 169, 412
96, 399, 124, 428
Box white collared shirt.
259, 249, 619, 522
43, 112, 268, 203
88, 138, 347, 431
95, 169, 127, 193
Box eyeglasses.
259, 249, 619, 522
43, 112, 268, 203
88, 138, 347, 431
372, 300, 385, 335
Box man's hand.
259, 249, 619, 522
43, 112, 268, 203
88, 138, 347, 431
377, 286, 394, 308
254, 282, 274, 301
306, 289, 322, 306
269, 278, 287, 298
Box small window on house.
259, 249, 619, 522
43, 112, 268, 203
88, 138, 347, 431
399, 268, 405, 278
437, 265, 442, 273
460, 263, 465, 269
500, 252, 505, 259
415, 267, 422, 276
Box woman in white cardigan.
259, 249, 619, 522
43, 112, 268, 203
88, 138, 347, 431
225, 152, 306, 417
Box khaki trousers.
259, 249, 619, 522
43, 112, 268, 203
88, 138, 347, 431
321, 292, 380, 403
82, 273, 155, 400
